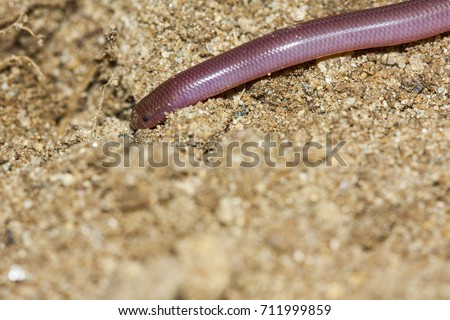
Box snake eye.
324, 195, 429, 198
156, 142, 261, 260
143, 115, 149, 122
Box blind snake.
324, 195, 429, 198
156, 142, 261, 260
130, 0, 450, 130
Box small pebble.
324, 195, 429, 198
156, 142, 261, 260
23, 199, 33, 209
8, 265, 27, 282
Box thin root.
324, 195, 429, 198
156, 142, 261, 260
0, 15, 21, 34
0, 55, 46, 81
0, 14, 45, 45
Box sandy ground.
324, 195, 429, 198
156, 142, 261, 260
1, 0, 449, 299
